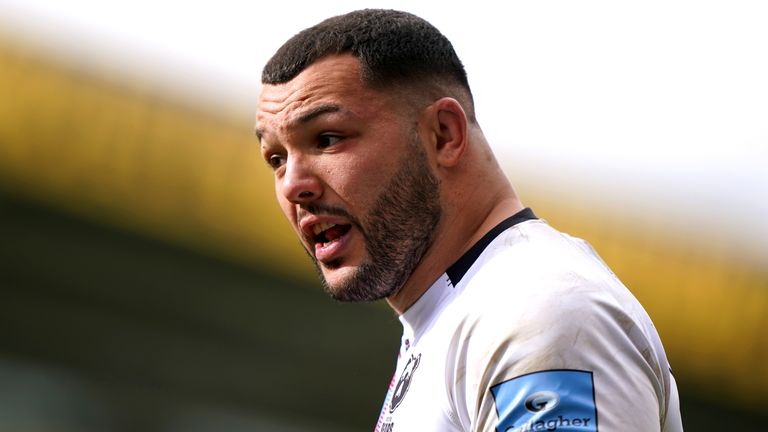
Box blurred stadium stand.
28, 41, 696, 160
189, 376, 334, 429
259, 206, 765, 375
1, 33, 766, 431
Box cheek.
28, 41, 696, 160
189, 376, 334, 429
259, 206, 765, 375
275, 191, 297, 222
331, 156, 394, 208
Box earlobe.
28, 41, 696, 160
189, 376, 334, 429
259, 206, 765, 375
432, 97, 468, 168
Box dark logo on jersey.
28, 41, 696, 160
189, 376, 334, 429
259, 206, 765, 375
524, 390, 560, 413
389, 353, 420, 413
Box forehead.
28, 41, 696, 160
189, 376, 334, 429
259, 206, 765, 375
256, 55, 393, 140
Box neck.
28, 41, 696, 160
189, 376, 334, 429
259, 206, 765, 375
386, 187, 523, 315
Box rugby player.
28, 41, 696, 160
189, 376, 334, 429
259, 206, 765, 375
255, 9, 683, 431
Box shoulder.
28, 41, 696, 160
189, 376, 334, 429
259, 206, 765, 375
457, 219, 626, 326
444, 221, 674, 430
455, 220, 660, 368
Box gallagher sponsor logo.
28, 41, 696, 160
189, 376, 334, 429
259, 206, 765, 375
505, 415, 594, 432
524, 391, 559, 413
491, 370, 598, 432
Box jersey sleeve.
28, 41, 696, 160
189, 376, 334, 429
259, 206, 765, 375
449, 273, 674, 432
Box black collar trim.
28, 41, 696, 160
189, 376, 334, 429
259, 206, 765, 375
445, 208, 537, 286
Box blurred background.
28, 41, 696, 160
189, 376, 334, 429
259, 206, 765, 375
0, 1, 766, 430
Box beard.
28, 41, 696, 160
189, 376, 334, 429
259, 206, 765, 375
309, 132, 442, 302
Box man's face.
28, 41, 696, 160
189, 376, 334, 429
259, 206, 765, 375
256, 55, 442, 301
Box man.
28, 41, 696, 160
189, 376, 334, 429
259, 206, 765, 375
255, 9, 682, 432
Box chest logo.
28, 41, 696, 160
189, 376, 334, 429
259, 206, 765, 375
390, 353, 421, 413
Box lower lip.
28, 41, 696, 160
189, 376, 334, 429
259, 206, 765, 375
314, 229, 352, 263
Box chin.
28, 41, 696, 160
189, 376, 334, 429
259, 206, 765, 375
313, 250, 404, 302
320, 264, 356, 290
317, 264, 384, 303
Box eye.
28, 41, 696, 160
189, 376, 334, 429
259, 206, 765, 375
266, 153, 285, 170
318, 134, 343, 149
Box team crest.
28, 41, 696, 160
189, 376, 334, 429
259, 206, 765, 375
389, 353, 421, 413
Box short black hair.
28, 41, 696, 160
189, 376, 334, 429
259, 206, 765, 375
262, 9, 474, 116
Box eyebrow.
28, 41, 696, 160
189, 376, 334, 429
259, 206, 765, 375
297, 104, 342, 124
255, 103, 343, 140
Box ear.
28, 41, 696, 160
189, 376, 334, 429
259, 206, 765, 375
427, 97, 468, 168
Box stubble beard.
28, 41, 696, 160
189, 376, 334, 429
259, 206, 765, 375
312, 133, 442, 302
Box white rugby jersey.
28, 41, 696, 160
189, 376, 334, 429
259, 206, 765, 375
375, 209, 682, 432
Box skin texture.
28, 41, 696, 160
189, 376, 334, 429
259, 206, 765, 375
256, 54, 524, 314
314, 131, 442, 302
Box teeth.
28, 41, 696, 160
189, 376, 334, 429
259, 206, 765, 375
312, 222, 336, 236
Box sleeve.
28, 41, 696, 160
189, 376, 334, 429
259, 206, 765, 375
449, 275, 671, 432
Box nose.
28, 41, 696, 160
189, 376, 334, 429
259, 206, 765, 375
279, 155, 322, 204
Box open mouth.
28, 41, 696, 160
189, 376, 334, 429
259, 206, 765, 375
312, 222, 352, 248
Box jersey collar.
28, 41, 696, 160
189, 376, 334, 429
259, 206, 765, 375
445, 207, 537, 286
